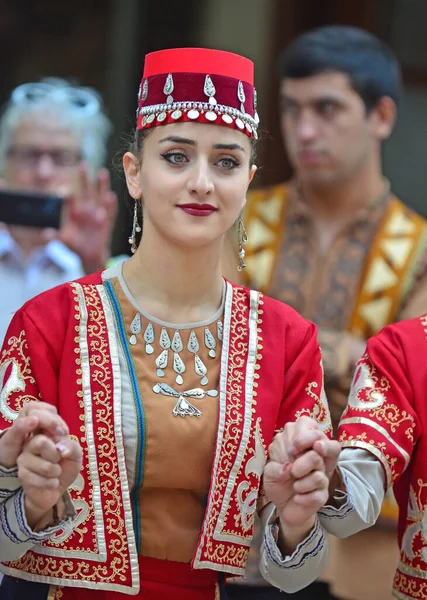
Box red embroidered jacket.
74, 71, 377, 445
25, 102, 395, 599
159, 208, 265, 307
338, 314, 427, 600
0, 272, 331, 594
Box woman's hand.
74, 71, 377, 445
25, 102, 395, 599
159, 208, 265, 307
17, 434, 82, 529
0, 402, 69, 470
263, 417, 341, 554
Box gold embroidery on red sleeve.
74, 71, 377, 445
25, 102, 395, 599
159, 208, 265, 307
0, 330, 41, 421
338, 431, 397, 486
394, 481, 427, 598
339, 352, 416, 488
295, 360, 333, 436
347, 361, 390, 411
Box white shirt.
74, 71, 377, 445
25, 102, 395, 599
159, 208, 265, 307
0, 230, 84, 344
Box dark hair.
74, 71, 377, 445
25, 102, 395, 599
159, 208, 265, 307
130, 127, 258, 166
278, 25, 401, 111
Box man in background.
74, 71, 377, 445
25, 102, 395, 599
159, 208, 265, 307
226, 25, 427, 600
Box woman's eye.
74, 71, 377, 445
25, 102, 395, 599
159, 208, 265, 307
162, 152, 187, 164
217, 157, 239, 169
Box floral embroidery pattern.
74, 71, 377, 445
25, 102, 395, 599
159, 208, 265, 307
0, 331, 40, 421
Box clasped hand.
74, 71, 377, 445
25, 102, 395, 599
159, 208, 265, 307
1, 402, 81, 529
264, 416, 341, 531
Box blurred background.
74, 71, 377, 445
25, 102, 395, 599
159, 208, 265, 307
2, 0, 425, 254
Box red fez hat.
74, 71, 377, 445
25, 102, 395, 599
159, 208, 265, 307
137, 48, 259, 138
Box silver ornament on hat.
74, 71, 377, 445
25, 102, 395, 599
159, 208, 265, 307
204, 75, 217, 105
204, 75, 218, 122
254, 87, 260, 125
141, 79, 148, 102
238, 80, 246, 115
164, 73, 174, 105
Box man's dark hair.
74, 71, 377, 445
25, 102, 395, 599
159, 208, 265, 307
278, 25, 401, 111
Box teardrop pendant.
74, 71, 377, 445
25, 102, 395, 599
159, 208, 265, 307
155, 349, 169, 378
217, 321, 223, 342
130, 313, 142, 334
172, 330, 183, 353
188, 330, 200, 354
160, 327, 171, 349
144, 322, 155, 355
204, 327, 216, 358
194, 354, 208, 386
164, 74, 174, 94
129, 313, 142, 345
173, 352, 186, 385
204, 75, 216, 100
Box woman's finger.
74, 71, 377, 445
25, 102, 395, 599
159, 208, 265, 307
20, 402, 57, 417
24, 435, 61, 463
18, 465, 60, 490
293, 470, 329, 495
26, 410, 69, 439
291, 450, 325, 479
264, 460, 292, 483
293, 488, 329, 508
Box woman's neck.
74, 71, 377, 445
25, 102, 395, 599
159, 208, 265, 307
122, 228, 225, 324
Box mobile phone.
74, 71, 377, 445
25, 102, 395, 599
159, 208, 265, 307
0, 189, 63, 229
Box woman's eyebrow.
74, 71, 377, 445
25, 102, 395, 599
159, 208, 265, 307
213, 143, 245, 152
159, 135, 196, 145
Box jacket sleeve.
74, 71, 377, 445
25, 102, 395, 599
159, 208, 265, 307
259, 321, 333, 593
338, 328, 418, 491
316, 324, 419, 542
0, 306, 76, 562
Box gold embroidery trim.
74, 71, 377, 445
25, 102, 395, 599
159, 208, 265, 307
339, 438, 393, 488
397, 560, 427, 580
2, 283, 133, 590
340, 416, 411, 467
194, 285, 252, 573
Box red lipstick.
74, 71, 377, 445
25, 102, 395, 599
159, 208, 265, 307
178, 203, 217, 217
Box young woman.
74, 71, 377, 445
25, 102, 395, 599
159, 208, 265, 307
0, 48, 336, 599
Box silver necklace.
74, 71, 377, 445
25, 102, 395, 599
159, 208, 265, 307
153, 382, 218, 418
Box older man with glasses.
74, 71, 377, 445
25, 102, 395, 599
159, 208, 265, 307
0, 78, 117, 342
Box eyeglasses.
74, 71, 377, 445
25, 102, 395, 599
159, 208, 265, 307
10, 79, 101, 117
7, 146, 82, 168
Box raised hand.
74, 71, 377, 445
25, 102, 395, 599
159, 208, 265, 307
44, 163, 118, 273
18, 434, 82, 529
0, 402, 69, 469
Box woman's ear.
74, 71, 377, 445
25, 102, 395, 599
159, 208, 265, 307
241, 165, 257, 209
249, 164, 257, 186
123, 152, 142, 199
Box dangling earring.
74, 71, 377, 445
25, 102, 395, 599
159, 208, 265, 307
237, 212, 248, 271
128, 199, 142, 254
